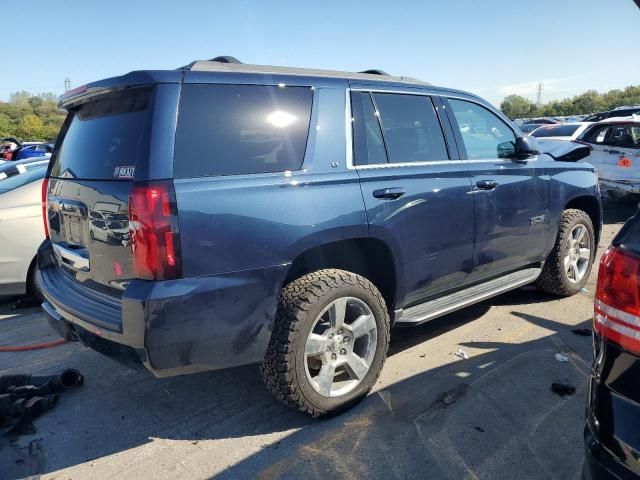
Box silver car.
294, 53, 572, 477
0, 165, 47, 296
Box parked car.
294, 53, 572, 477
14, 143, 53, 160
585, 209, 640, 480
520, 123, 544, 134
576, 120, 640, 198
584, 106, 640, 123
0, 157, 50, 180
530, 122, 592, 141
0, 165, 47, 297
37, 57, 601, 416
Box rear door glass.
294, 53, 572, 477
350, 91, 388, 165
174, 84, 313, 178
50, 88, 152, 179
372, 93, 449, 163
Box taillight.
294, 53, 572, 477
594, 246, 640, 355
128, 181, 182, 280
41, 177, 49, 238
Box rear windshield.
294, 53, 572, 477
531, 124, 581, 137
49, 88, 152, 179
174, 84, 313, 178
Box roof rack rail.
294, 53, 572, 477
209, 56, 242, 64
359, 69, 389, 76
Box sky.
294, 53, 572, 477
4, 0, 640, 107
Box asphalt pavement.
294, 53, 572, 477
0, 199, 636, 480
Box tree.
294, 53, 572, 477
16, 114, 44, 140
500, 95, 536, 119
28, 96, 43, 111
9, 91, 31, 105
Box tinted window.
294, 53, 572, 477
531, 124, 581, 137
174, 84, 313, 178
583, 124, 640, 149
50, 88, 151, 179
371, 93, 448, 163
449, 99, 516, 159
351, 92, 387, 165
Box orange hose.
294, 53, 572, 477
0, 339, 67, 352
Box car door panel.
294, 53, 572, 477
350, 89, 475, 307
443, 97, 550, 280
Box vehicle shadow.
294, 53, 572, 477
1, 299, 594, 479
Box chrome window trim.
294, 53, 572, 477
345, 88, 354, 170
345, 88, 523, 170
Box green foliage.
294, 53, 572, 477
0, 91, 66, 141
500, 85, 640, 119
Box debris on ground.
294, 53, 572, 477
421, 383, 470, 422
0, 369, 83, 436
454, 349, 469, 360
551, 382, 576, 397
474, 426, 485, 433
554, 353, 570, 362
571, 328, 592, 336
580, 287, 589, 294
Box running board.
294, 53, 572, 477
395, 267, 542, 326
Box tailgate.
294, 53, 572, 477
46, 87, 152, 296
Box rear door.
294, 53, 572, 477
351, 87, 475, 307
46, 87, 156, 295
580, 123, 640, 185
443, 97, 550, 280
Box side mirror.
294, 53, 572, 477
514, 136, 540, 159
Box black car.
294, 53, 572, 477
585, 209, 640, 479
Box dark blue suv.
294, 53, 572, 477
37, 57, 602, 416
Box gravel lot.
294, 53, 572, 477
0, 200, 636, 480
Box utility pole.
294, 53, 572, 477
64, 78, 71, 92
536, 82, 544, 107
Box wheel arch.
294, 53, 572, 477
283, 237, 399, 311
565, 195, 602, 245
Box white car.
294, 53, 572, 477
576, 120, 640, 197
530, 122, 592, 141
0, 165, 47, 296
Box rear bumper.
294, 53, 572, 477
37, 258, 288, 377
584, 416, 639, 480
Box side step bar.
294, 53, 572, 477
395, 267, 542, 326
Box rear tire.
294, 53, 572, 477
26, 258, 43, 302
535, 209, 595, 296
260, 269, 390, 417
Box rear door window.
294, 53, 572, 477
50, 88, 152, 179
350, 91, 388, 165
174, 84, 313, 178
372, 93, 449, 163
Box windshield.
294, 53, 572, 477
532, 124, 581, 137
50, 87, 152, 180
0, 165, 46, 193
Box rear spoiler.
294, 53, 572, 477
58, 70, 182, 109
537, 139, 592, 162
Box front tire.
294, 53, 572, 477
260, 269, 390, 417
536, 209, 596, 296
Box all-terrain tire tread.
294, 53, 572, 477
535, 208, 594, 296
259, 269, 390, 417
